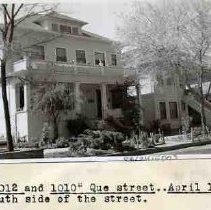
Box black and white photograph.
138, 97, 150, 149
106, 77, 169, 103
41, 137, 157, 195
0, 0, 211, 159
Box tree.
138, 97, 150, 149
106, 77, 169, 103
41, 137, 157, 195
31, 79, 75, 140
116, 0, 211, 135
0, 4, 55, 151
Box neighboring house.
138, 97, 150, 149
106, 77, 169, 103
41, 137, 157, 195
0, 11, 135, 141
141, 74, 211, 132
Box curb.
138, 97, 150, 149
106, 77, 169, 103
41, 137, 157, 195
106, 140, 211, 156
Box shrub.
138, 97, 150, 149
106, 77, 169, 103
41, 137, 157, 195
55, 137, 70, 148
41, 123, 50, 144
68, 130, 126, 155
66, 114, 88, 136
69, 137, 90, 156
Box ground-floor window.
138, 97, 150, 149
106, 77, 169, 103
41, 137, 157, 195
159, 102, 167, 120
16, 84, 25, 111
169, 101, 178, 119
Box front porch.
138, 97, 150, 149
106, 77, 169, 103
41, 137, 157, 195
76, 83, 124, 120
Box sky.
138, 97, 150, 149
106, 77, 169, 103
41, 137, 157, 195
1, 0, 140, 40
56, 0, 134, 40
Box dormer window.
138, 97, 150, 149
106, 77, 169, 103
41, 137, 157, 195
60, 25, 71, 34
72, 27, 79, 35
52, 23, 59, 32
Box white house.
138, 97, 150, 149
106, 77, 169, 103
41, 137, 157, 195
0, 11, 136, 141
141, 73, 211, 133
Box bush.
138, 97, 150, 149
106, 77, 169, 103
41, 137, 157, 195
68, 129, 126, 155
55, 137, 70, 148
66, 114, 88, 136
69, 137, 90, 156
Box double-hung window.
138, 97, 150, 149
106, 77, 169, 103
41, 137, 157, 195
56, 47, 67, 62
159, 102, 167, 120
31, 45, 45, 60
111, 54, 117, 66
76, 50, 86, 64
95, 52, 105, 66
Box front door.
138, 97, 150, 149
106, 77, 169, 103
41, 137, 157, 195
96, 89, 102, 119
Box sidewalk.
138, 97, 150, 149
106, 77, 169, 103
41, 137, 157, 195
108, 135, 211, 156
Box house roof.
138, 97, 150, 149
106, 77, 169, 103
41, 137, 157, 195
15, 11, 112, 43
43, 11, 88, 26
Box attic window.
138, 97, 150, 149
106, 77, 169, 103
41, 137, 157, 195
34, 21, 41, 26
52, 23, 59, 32
72, 27, 79, 35
60, 25, 71, 34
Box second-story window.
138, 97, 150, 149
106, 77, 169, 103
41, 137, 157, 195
60, 25, 71, 34
76, 50, 86, 64
111, 54, 117, 66
31, 45, 45, 60
72, 27, 79, 35
52, 23, 59, 32
95, 52, 105, 66
56, 48, 67, 62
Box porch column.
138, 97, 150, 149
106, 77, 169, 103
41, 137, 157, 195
24, 84, 28, 111
75, 82, 81, 114
101, 83, 108, 119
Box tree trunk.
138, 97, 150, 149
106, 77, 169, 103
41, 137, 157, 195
1, 59, 14, 151
200, 94, 207, 138
135, 82, 143, 128
199, 71, 207, 138
52, 118, 59, 141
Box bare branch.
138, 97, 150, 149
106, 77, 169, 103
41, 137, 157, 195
13, 3, 24, 17
2, 4, 11, 21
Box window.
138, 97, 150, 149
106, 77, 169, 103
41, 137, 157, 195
16, 84, 25, 111
159, 102, 167, 120
111, 88, 124, 109
72, 27, 79, 35
56, 48, 67, 62
169, 102, 178, 119
52, 23, 59, 32
60, 25, 71, 34
76, 50, 86, 64
95, 52, 105, 66
111, 54, 117, 66
31, 45, 45, 60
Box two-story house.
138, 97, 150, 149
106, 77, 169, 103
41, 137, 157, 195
141, 73, 211, 133
0, 11, 135, 141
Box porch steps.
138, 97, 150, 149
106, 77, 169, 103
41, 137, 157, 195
184, 94, 211, 127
